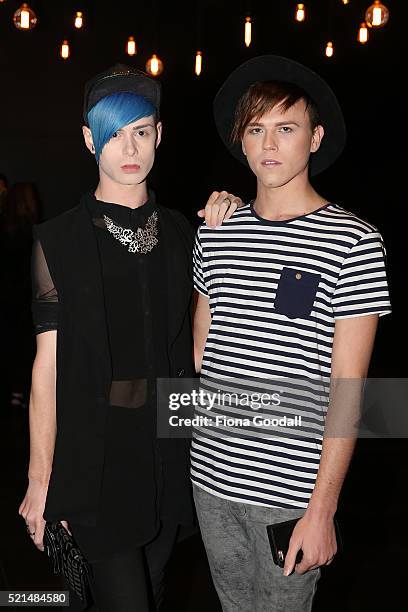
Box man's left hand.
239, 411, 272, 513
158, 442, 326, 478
283, 513, 337, 576
198, 190, 243, 228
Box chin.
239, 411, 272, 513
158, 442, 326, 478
261, 170, 299, 189
259, 177, 284, 189
115, 173, 146, 186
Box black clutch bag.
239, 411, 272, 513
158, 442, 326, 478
43, 521, 92, 603
266, 516, 343, 568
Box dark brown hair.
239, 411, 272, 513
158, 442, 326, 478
231, 80, 321, 143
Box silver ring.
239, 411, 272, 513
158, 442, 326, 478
222, 197, 232, 206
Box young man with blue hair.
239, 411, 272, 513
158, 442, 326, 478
19, 64, 241, 611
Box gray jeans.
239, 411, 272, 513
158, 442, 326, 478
193, 483, 321, 612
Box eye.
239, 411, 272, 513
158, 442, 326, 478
278, 126, 293, 133
249, 127, 263, 135
137, 130, 146, 136
111, 131, 118, 138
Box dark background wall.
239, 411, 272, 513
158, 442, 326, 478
0, 0, 403, 374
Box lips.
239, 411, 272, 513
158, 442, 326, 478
261, 160, 282, 166
121, 164, 140, 173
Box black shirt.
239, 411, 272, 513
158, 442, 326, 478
87, 190, 169, 382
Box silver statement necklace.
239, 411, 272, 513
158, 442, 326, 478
103, 210, 158, 254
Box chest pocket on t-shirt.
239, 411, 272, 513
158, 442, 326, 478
274, 267, 321, 319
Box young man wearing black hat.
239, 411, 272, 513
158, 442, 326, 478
18, 64, 240, 611
192, 55, 391, 611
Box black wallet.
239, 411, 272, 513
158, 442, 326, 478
43, 521, 92, 603
266, 516, 343, 568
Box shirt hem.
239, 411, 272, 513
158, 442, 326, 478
193, 284, 208, 298
190, 477, 309, 509
333, 308, 392, 320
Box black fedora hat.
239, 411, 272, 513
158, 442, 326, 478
83, 63, 161, 126
213, 55, 346, 176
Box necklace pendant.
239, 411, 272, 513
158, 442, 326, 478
103, 210, 159, 254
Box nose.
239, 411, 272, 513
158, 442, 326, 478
123, 133, 137, 157
263, 130, 278, 151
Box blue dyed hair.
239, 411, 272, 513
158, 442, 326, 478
87, 92, 156, 163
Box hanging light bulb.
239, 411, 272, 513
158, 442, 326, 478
244, 16, 252, 47
74, 11, 83, 29
145, 54, 163, 77
325, 41, 334, 57
126, 36, 137, 56
13, 3, 37, 30
341, 0, 349, 4
358, 22, 369, 43
194, 50, 202, 76
60, 40, 70, 60
365, 1, 389, 28
295, 4, 306, 22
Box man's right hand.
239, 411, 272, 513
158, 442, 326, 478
197, 190, 243, 228
21, 330, 58, 553
18, 477, 48, 552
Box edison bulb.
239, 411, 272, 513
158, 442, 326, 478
365, 1, 389, 28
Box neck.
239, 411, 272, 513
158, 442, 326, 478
254, 170, 327, 221
94, 172, 149, 209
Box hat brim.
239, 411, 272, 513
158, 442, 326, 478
213, 55, 346, 176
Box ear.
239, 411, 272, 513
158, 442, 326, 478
241, 140, 247, 156
82, 125, 95, 154
155, 121, 163, 149
310, 125, 324, 153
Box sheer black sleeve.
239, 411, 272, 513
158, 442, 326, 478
31, 238, 59, 335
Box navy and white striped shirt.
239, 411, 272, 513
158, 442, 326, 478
191, 201, 391, 508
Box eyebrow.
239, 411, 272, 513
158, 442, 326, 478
247, 121, 300, 128
118, 123, 155, 131
133, 123, 155, 129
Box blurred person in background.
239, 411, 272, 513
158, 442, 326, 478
0, 182, 40, 410
0, 172, 8, 212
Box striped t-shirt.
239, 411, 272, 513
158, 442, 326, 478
191, 201, 391, 509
